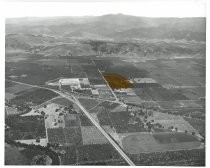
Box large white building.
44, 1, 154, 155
133, 78, 157, 83
59, 78, 81, 89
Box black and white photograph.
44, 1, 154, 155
1, 0, 207, 166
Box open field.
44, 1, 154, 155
94, 58, 149, 79
5, 81, 17, 88
147, 111, 199, 135
172, 87, 205, 100
64, 114, 81, 128
5, 93, 16, 101
129, 148, 205, 166
58, 146, 77, 165
81, 126, 108, 145
122, 132, 201, 154
5, 115, 46, 140
5, 144, 31, 165
79, 114, 94, 126
78, 98, 101, 110
10, 88, 58, 107
77, 144, 123, 164
6, 61, 79, 85
96, 107, 113, 126
47, 127, 82, 146
183, 117, 205, 137
5, 84, 32, 94
82, 65, 105, 85
109, 111, 147, 133
135, 87, 188, 101
50, 97, 74, 107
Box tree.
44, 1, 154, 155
41, 111, 45, 116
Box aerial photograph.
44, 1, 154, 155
4, 1, 206, 166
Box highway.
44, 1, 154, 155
61, 92, 135, 166
6, 79, 135, 166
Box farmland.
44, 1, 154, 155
129, 148, 205, 166
47, 127, 82, 146
122, 132, 201, 154
78, 98, 101, 110
183, 117, 205, 137
5, 56, 206, 166
77, 144, 124, 164
5, 15, 206, 166
5, 115, 46, 140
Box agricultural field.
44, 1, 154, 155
129, 148, 205, 166
79, 114, 94, 126
64, 114, 81, 128
82, 65, 105, 85
5, 115, 46, 140
47, 127, 82, 146
78, 98, 101, 110
5, 61, 79, 85
183, 117, 205, 137
5, 80, 17, 88
89, 102, 114, 124
5, 143, 31, 165
50, 97, 75, 107
103, 73, 134, 89
57, 146, 77, 165
81, 126, 108, 145
77, 144, 124, 164
122, 132, 201, 154
5, 83, 32, 94
9, 88, 58, 108
94, 58, 149, 79
5, 142, 57, 165
147, 111, 199, 135
109, 111, 147, 133
134, 87, 188, 101
172, 87, 205, 100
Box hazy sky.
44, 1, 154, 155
3, 1, 206, 18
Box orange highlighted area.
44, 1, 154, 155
103, 73, 134, 89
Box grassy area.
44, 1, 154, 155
81, 126, 108, 145
129, 148, 205, 166
122, 132, 201, 154
79, 114, 93, 126
58, 146, 77, 165
109, 111, 146, 133
50, 97, 74, 107
78, 98, 100, 110
47, 127, 82, 146
77, 144, 122, 164
184, 117, 205, 137
5, 115, 46, 140
10, 88, 58, 107
5, 144, 31, 165
5, 84, 32, 94
153, 132, 198, 144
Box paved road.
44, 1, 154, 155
98, 69, 119, 102
6, 79, 135, 166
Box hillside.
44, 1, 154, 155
5, 14, 206, 58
